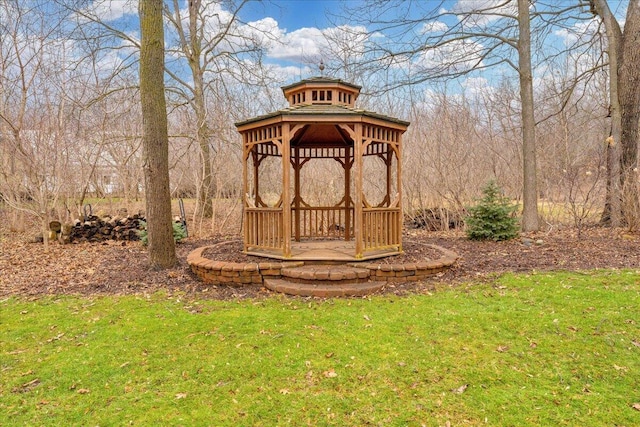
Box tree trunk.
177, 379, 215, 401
193, 66, 214, 220
518, 0, 539, 232
139, 0, 177, 268
188, 0, 214, 219
591, 0, 622, 227
619, 0, 640, 229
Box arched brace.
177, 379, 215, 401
290, 123, 307, 138
337, 123, 356, 139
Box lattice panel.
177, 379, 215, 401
255, 142, 281, 157
362, 124, 400, 144
246, 125, 283, 144
293, 147, 353, 159
364, 142, 390, 156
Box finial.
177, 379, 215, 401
319, 59, 325, 76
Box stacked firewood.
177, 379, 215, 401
67, 214, 144, 243
408, 208, 464, 231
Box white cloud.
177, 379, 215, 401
267, 27, 326, 61
462, 76, 494, 97
452, 0, 516, 26
84, 0, 138, 22
421, 21, 448, 34
416, 38, 485, 74
553, 18, 600, 46
266, 63, 313, 83
162, 3, 370, 73
265, 24, 369, 65
244, 16, 284, 44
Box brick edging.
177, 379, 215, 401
187, 242, 458, 286
348, 244, 459, 282
187, 243, 303, 286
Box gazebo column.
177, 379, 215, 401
294, 147, 301, 241
242, 137, 249, 251
344, 147, 351, 241
252, 150, 260, 205
385, 150, 393, 205
353, 123, 363, 257
282, 125, 292, 257
396, 137, 403, 251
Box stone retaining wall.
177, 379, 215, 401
187, 246, 304, 286
351, 245, 459, 282
187, 243, 458, 287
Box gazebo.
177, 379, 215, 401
235, 76, 409, 260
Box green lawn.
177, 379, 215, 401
1, 270, 639, 426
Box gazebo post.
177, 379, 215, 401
353, 123, 363, 258
242, 136, 249, 251
282, 124, 292, 257
396, 135, 403, 251
344, 147, 351, 241
385, 150, 393, 206
294, 147, 301, 241
252, 150, 260, 206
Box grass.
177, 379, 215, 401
1, 270, 639, 426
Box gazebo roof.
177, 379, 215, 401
235, 101, 410, 129
281, 76, 362, 93
235, 75, 409, 130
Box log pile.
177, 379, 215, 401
408, 208, 464, 231
68, 214, 144, 243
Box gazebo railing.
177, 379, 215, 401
362, 207, 402, 251
245, 206, 401, 254
293, 206, 354, 240
244, 207, 284, 251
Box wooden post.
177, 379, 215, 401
252, 150, 259, 205
385, 148, 392, 206
294, 146, 301, 241
344, 147, 351, 241
282, 124, 292, 257
242, 135, 249, 250
354, 123, 363, 257
396, 136, 403, 251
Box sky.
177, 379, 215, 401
230, 0, 627, 84
74, 0, 630, 97
238, 0, 371, 79
242, 0, 338, 30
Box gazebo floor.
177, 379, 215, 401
245, 240, 401, 262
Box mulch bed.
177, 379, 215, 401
1, 227, 639, 299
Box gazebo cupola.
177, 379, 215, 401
235, 76, 409, 260
282, 77, 361, 108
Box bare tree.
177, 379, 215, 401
163, 0, 276, 221
55, 0, 275, 236
0, 0, 75, 248
338, 0, 579, 231
589, 0, 640, 228
139, 0, 176, 268
589, 0, 622, 227
618, 0, 640, 228
517, 0, 539, 231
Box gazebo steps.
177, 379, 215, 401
264, 278, 385, 297
264, 265, 385, 297
281, 265, 371, 283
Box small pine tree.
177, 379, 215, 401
465, 180, 520, 241
138, 220, 187, 245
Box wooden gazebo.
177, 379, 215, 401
235, 76, 409, 260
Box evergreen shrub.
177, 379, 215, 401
138, 220, 187, 245
465, 180, 519, 241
